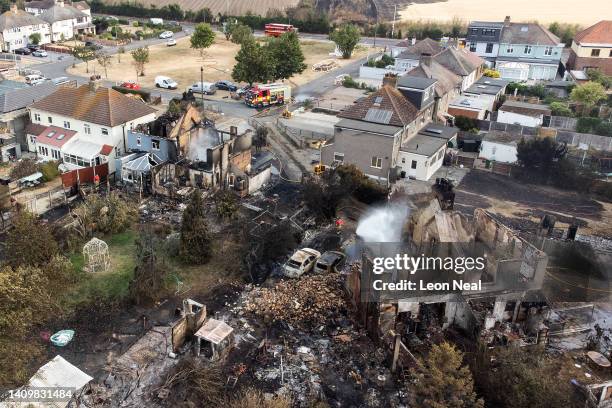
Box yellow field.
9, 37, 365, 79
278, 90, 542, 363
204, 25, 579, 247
67, 34, 374, 90
399, 0, 610, 26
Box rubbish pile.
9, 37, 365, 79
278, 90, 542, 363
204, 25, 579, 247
244, 273, 347, 330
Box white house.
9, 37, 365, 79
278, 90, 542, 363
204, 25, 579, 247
0, 4, 50, 51
497, 100, 551, 127
39, 0, 93, 41
398, 124, 458, 180
28, 82, 157, 171
479, 131, 525, 163
25, 0, 55, 15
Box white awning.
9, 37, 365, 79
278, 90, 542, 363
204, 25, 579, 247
62, 140, 104, 160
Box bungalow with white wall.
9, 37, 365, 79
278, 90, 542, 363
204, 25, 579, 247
398, 123, 458, 180
0, 4, 50, 51
497, 100, 551, 127
28, 82, 156, 171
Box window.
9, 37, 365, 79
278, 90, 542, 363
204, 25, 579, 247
401, 158, 406, 164
506, 45, 513, 53
544, 46, 553, 56
591, 49, 600, 57
333, 152, 344, 162
63, 121, 70, 129
486, 43, 493, 53
411, 160, 417, 169
84, 124, 91, 134
609, 50, 612, 57
136, 136, 142, 146
370, 156, 382, 169
524, 45, 532, 54
101, 128, 109, 135
47, 116, 52, 124
152, 139, 160, 150
34, 113, 40, 121
469, 43, 476, 52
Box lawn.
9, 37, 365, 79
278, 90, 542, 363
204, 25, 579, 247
67, 33, 376, 90
61, 229, 138, 311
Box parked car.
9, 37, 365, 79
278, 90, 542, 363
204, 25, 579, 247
155, 75, 178, 89
32, 50, 48, 57
284, 248, 321, 278
27, 44, 39, 52
313, 251, 346, 274
120, 81, 141, 90
189, 81, 216, 95
166, 38, 177, 46
215, 80, 237, 92
84, 41, 102, 50
236, 85, 251, 97
25, 74, 46, 85
159, 31, 174, 39
14, 48, 31, 55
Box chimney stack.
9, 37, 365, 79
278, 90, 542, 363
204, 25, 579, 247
9, 3, 17, 13
504, 16, 511, 26
56, 0, 65, 7
88, 76, 99, 93
382, 73, 398, 88
421, 52, 433, 67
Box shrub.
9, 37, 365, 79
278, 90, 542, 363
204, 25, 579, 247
40, 161, 59, 181
550, 101, 573, 117
118, 18, 129, 25
132, 21, 139, 27
9, 158, 38, 180
454, 115, 479, 131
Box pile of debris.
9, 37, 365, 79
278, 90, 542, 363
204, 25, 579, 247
244, 273, 348, 329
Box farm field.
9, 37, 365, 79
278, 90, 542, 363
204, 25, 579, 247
101, 0, 299, 14
398, 0, 611, 26
67, 34, 374, 90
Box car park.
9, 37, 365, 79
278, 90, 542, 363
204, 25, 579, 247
120, 81, 141, 90
32, 50, 48, 57
155, 75, 178, 89
215, 80, 238, 92
313, 251, 346, 274
284, 248, 321, 278
189, 81, 216, 95
14, 48, 31, 55
166, 38, 177, 46
159, 31, 174, 39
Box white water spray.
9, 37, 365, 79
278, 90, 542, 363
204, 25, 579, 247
356, 204, 409, 243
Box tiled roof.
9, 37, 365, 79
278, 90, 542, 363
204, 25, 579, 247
39, 3, 87, 23
36, 125, 77, 148
0, 8, 47, 31
25, 0, 55, 10
338, 85, 419, 127
0, 81, 58, 113
574, 21, 612, 44
405, 59, 461, 97
30, 84, 157, 127
501, 23, 560, 46
100, 144, 114, 155
25, 122, 47, 136
72, 1, 90, 11
396, 38, 443, 60
434, 47, 484, 77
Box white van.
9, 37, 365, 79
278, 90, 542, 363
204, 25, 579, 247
189, 81, 216, 95
25, 74, 46, 86
150, 18, 164, 25
155, 75, 177, 89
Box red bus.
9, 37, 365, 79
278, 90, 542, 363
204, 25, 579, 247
264, 23, 297, 37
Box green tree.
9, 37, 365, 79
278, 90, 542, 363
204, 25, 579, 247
72, 45, 96, 73
180, 190, 212, 265
570, 81, 607, 111
6, 211, 58, 268
96, 52, 112, 78
268, 31, 306, 80
516, 137, 567, 178
190, 22, 215, 57
586, 68, 612, 89
130, 46, 150, 76
550, 101, 573, 117
232, 37, 273, 85
230, 23, 253, 45
223, 18, 237, 40
29, 32, 41, 45
408, 342, 484, 408
330, 24, 361, 59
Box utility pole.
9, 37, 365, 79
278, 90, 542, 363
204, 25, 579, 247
200, 66, 204, 106
391, 4, 397, 39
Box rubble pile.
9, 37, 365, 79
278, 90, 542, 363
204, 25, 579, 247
244, 273, 347, 329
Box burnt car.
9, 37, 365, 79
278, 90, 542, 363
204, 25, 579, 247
313, 251, 346, 274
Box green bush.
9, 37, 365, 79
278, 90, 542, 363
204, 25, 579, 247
132, 21, 139, 27
576, 116, 602, 133
40, 161, 59, 182
112, 86, 151, 102
549, 102, 573, 117
342, 76, 360, 89
118, 18, 129, 25
454, 116, 479, 131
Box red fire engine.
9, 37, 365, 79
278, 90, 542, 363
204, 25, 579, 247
244, 83, 291, 108
264, 23, 297, 37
